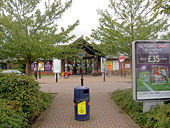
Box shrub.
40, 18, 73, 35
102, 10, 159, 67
0, 99, 28, 128
145, 104, 170, 128
0, 73, 52, 124
112, 88, 170, 128
39, 92, 52, 111
0, 73, 41, 120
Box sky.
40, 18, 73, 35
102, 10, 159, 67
57, 0, 110, 39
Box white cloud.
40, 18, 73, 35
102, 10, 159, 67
57, 0, 109, 38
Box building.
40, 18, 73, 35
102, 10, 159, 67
27, 37, 131, 76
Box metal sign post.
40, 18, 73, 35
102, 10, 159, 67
132, 40, 170, 112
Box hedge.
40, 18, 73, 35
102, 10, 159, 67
112, 88, 170, 128
0, 73, 52, 127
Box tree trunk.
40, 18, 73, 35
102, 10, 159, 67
28, 62, 32, 76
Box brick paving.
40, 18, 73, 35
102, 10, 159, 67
32, 75, 139, 128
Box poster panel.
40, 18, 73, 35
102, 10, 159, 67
133, 41, 170, 101
38, 62, 44, 71
107, 60, 113, 72
44, 61, 52, 71
113, 60, 119, 70
31, 63, 34, 71
53, 59, 61, 73
101, 57, 107, 72
125, 64, 130, 69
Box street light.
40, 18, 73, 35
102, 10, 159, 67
78, 52, 85, 86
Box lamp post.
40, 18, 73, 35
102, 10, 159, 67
80, 60, 83, 86
79, 52, 85, 86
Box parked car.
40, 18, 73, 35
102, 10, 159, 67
1, 70, 24, 75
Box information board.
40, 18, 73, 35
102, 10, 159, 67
113, 60, 119, 70
101, 57, 107, 72
53, 59, 61, 73
132, 41, 170, 101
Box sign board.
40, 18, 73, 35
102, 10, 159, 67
53, 59, 61, 73
113, 60, 119, 70
38, 62, 44, 71
107, 60, 113, 71
101, 57, 107, 72
132, 40, 170, 101
125, 64, 130, 69
44, 62, 52, 71
119, 56, 125, 62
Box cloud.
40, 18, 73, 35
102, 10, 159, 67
57, 0, 109, 38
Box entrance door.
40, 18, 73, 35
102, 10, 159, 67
72, 59, 93, 75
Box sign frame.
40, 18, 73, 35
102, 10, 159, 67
132, 40, 170, 102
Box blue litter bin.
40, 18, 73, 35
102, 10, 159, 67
73, 86, 90, 121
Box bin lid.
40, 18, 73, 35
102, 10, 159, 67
74, 86, 89, 90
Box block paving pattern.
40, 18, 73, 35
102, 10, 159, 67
32, 76, 139, 128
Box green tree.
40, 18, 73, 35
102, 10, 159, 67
154, 0, 170, 14
161, 32, 170, 40
91, 0, 169, 58
0, 0, 79, 75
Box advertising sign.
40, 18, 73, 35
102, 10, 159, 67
38, 62, 44, 71
107, 60, 113, 72
113, 60, 119, 70
53, 59, 61, 73
133, 41, 170, 101
31, 62, 38, 71
31, 63, 34, 71
44, 61, 52, 71
101, 57, 107, 72
125, 64, 130, 69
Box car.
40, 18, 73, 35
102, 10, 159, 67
1, 70, 24, 75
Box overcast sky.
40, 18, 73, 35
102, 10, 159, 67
57, 0, 110, 40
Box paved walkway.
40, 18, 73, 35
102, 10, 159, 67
32, 75, 139, 128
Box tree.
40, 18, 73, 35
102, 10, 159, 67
0, 0, 79, 75
154, 0, 170, 14
161, 32, 170, 40
91, 0, 169, 58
